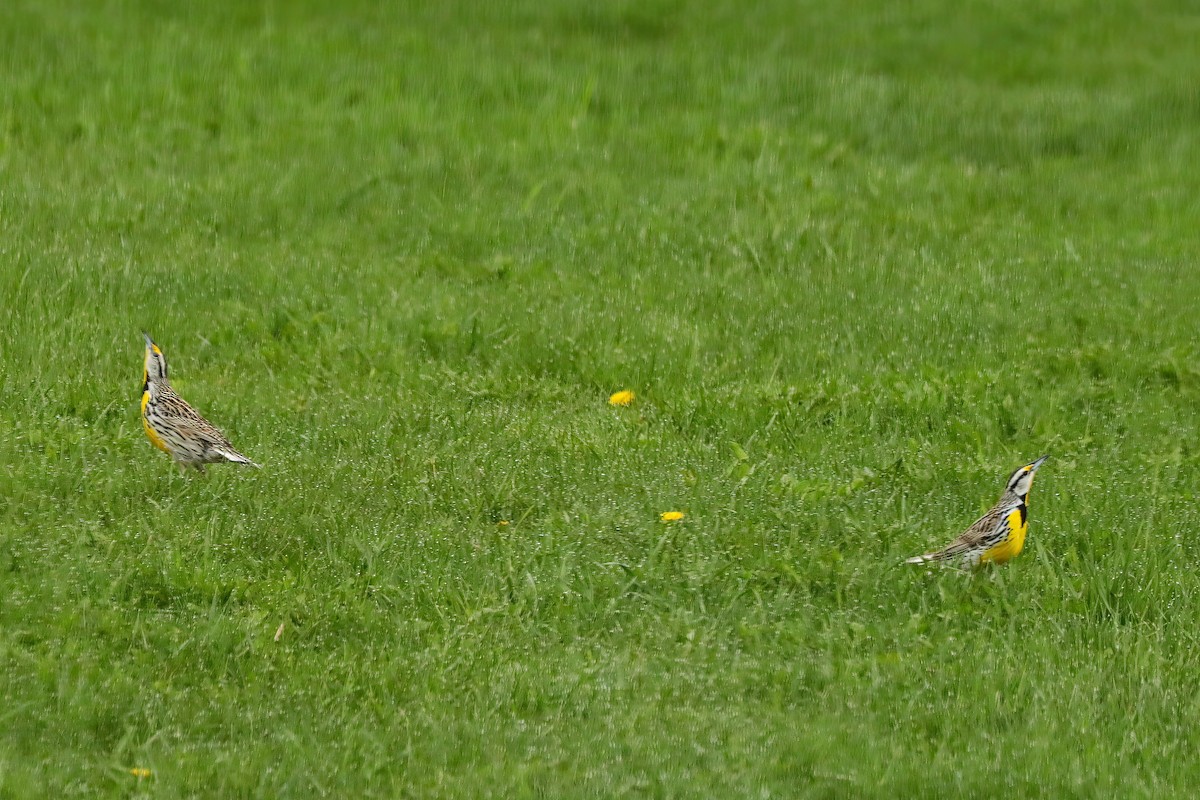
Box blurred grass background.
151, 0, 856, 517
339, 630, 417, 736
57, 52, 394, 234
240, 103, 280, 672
1, 0, 1199, 796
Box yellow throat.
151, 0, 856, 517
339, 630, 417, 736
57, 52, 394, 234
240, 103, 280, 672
141, 390, 169, 454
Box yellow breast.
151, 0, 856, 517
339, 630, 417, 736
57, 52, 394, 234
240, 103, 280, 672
979, 507, 1028, 565
141, 392, 170, 454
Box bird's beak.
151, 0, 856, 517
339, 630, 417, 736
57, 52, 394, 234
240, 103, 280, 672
1029, 454, 1050, 471
142, 332, 154, 348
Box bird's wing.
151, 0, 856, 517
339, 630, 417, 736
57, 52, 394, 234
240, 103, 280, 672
172, 409, 260, 465
950, 505, 1009, 549
909, 505, 1008, 563
170, 411, 233, 448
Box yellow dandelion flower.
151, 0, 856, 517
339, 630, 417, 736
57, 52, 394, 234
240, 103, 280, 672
608, 390, 635, 406
129, 768, 152, 778
498, 520, 509, 527
660, 511, 685, 522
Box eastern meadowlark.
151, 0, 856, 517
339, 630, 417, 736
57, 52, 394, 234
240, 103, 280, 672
140, 333, 260, 472
905, 455, 1048, 569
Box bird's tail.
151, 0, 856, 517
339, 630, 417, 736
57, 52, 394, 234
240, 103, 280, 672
215, 447, 261, 468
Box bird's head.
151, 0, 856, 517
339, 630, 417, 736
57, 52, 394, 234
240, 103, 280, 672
1005, 454, 1049, 500
142, 332, 168, 392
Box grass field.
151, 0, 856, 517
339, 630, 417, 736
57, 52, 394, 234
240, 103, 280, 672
2, 0, 1200, 796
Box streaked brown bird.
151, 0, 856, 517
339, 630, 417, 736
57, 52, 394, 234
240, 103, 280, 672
140, 333, 260, 472
906, 455, 1048, 569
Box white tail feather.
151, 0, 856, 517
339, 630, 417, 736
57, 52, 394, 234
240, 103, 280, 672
214, 448, 261, 468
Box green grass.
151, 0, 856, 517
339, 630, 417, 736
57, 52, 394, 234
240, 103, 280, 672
2, 0, 1200, 795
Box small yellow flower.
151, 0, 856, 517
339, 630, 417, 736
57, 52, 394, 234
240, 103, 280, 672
660, 511, 685, 522
608, 390, 635, 407
497, 520, 509, 527
129, 768, 152, 778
